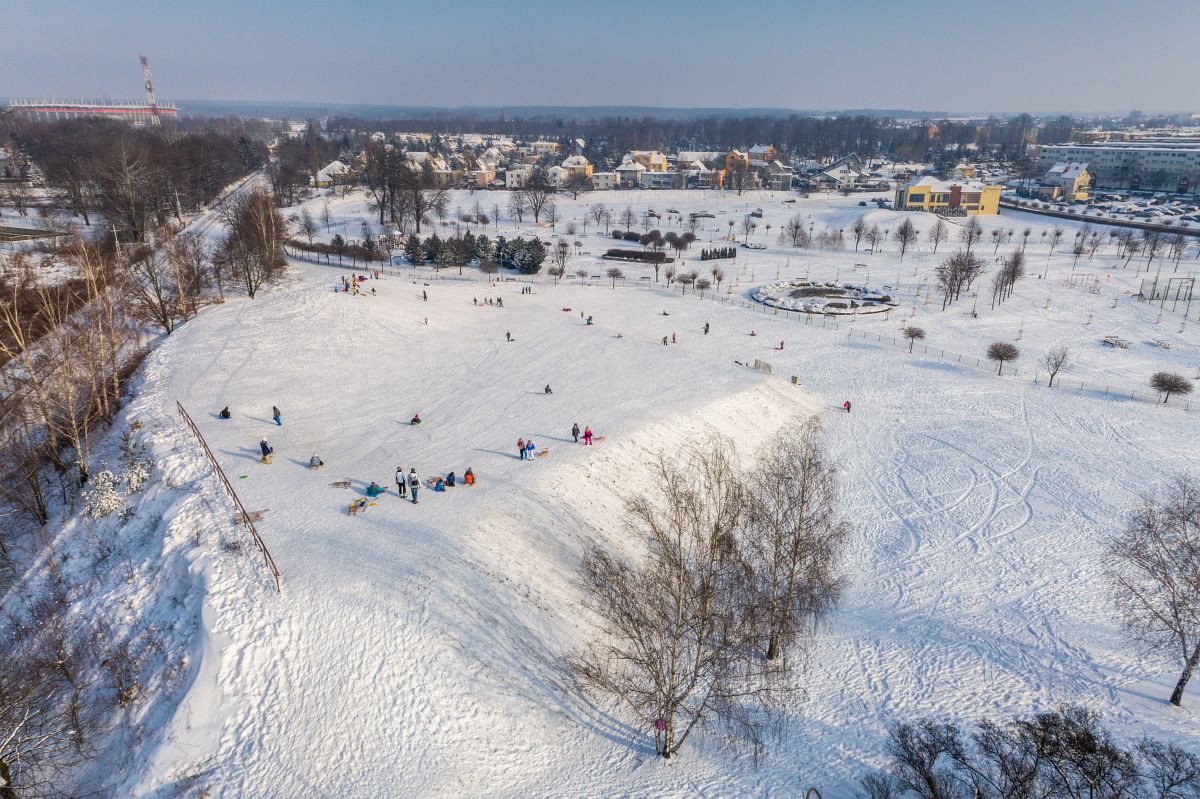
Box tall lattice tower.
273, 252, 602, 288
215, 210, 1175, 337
139, 54, 161, 127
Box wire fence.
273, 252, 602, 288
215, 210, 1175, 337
176, 401, 281, 590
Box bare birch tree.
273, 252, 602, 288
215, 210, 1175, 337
571, 437, 784, 759
1107, 475, 1200, 706
742, 418, 849, 661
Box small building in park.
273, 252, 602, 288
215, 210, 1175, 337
895, 176, 1001, 216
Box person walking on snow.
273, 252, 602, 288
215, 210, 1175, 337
571, 423, 580, 443
272, 406, 282, 425
395, 466, 407, 497
517, 437, 526, 460
583, 426, 594, 446
671, 333, 677, 344
422, 290, 428, 302
843, 400, 852, 413
259, 437, 273, 463
409, 468, 420, 503
524, 438, 536, 459
506, 331, 512, 342
704, 322, 710, 335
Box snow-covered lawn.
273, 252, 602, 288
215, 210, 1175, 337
118, 190, 1200, 796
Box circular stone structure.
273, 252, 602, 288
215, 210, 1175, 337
752, 279, 899, 315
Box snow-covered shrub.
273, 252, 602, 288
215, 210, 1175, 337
119, 428, 152, 493
83, 468, 123, 519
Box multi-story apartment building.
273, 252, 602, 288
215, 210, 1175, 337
1036, 141, 1200, 192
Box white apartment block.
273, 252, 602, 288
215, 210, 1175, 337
1036, 142, 1200, 192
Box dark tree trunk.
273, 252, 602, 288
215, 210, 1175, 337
1170, 641, 1200, 706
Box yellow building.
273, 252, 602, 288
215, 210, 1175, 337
561, 155, 594, 180
628, 150, 668, 172
1041, 162, 1091, 201
895, 177, 1001, 215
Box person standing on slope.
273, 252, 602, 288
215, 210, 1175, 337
571, 423, 580, 443
395, 466, 407, 498
272, 405, 282, 425
409, 468, 420, 504
517, 437, 526, 460
703, 322, 710, 335
843, 400, 852, 413
524, 438, 536, 460
583, 426, 594, 446
259, 437, 273, 463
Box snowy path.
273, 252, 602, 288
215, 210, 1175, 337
131, 256, 1200, 797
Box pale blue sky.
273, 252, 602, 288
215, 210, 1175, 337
2, 0, 1196, 112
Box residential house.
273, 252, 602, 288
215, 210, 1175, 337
639, 171, 685, 190
547, 165, 568, 187
809, 153, 867, 191
591, 171, 619, 190
894, 177, 1002, 216
762, 160, 794, 191
561, 154, 594, 180
748, 144, 778, 167
314, 160, 353, 188
628, 150, 669, 172
724, 150, 750, 173
1036, 162, 1092, 201
529, 140, 560, 155
615, 160, 647, 187
505, 164, 534, 188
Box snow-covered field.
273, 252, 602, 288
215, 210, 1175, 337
108, 189, 1200, 796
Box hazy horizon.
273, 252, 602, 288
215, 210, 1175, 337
3, 0, 1198, 115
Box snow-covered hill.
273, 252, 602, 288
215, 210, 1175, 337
120, 190, 1200, 797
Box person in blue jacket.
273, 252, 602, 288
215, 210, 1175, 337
524, 439, 536, 459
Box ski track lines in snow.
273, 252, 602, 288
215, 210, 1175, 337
133, 261, 1200, 797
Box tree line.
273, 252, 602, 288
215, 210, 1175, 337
2, 116, 265, 239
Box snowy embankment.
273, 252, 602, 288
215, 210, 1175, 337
117, 251, 1200, 797
92, 185, 1198, 796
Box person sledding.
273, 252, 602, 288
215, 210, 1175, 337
410, 413, 422, 426
366, 481, 384, 498
544, 384, 553, 395
219, 406, 231, 419
432, 476, 446, 492
445, 471, 457, 487
309, 453, 324, 469
774, 340, 784, 351
586, 315, 593, 326
464, 467, 475, 485
259, 437, 274, 464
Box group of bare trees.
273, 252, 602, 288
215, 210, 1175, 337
935, 250, 983, 310
572, 419, 849, 759
361, 144, 450, 235
988, 250, 1026, 310
213, 188, 289, 298
5, 116, 264, 238
860, 704, 1200, 799
0, 244, 131, 523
